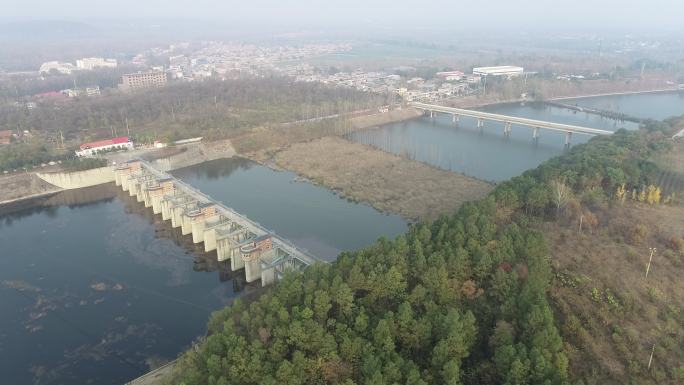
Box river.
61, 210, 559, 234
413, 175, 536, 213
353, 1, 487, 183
347, 91, 684, 181
1, 91, 681, 385
0, 159, 406, 385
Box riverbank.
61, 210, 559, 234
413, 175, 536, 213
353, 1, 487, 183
270, 137, 493, 222
0, 173, 62, 207
549, 87, 680, 101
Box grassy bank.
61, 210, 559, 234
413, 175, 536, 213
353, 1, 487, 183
273, 137, 493, 222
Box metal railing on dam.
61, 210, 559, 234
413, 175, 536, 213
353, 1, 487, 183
114, 159, 321, 287
411, 102, 614, 146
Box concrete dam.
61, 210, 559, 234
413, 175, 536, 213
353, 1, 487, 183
114, 160, 320, 286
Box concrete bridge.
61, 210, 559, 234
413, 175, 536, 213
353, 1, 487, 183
114, 160, 319, 286
411, 102, 613, 146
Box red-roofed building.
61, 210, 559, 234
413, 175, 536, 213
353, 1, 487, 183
75, 136, 133, 157
0, 130, 13, 145
34, 91, 68, 100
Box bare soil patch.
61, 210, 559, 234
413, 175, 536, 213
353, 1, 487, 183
0, 173, 61, 205
272, 137, 493, 221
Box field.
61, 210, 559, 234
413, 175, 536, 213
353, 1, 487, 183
272, 137, 493, 221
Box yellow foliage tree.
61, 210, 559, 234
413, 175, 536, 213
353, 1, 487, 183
638, 188, 647, 202
616, 184, 626, 205
646, 185, 661, 205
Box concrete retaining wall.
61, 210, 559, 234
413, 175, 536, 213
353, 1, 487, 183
36, 167, 115, 190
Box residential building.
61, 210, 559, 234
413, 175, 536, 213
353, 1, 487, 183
473, 66, 524, 78
119, 71, 168, 91
75, 137, 133, 157
76, 57, 118, 70
64, 86, 101, 98
436, 71, 465, 81
39, 61, 76, 75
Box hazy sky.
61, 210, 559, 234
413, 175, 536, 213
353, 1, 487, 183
1, 0, 683, 30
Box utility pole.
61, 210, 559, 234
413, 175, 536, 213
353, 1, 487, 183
647, 343, 655, 370
125, 115, 130, 136
645, 247, 656, 278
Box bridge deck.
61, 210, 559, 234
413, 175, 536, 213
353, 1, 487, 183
411, 102, 613, 136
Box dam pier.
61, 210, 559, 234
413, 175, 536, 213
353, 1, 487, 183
115, 160, 319, 286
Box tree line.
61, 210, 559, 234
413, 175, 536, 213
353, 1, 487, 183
1, 77, 386, 142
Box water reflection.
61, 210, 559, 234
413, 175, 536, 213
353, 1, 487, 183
0, 184, 117, 224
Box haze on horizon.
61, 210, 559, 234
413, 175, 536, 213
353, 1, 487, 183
1, 0, 683, 31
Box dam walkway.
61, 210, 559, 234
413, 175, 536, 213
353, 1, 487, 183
114, 160, 320, 286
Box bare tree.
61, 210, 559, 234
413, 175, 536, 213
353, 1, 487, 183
551, 177, 571, 217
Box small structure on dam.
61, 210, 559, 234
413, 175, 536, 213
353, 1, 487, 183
114, 159, 319, 286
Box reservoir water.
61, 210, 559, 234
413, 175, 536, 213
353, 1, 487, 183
0, 159, 406, 385
171, 158, 408, 261
347, 91, 684, 182
566, 91, 684, 120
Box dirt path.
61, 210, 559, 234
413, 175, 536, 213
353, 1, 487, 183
272, 137, 493, 222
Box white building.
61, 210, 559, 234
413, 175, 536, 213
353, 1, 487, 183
64, 86, 101, 98
75, 137, 133, 157
39, 61, 76, 74
76, 57, 118, 70
473, 66, 524, 78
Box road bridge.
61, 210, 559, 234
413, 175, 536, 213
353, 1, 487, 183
114, 160, 320, 286
411, 102, 613, 146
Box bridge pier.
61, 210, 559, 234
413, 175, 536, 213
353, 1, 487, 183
477, 118, 484, 131
171, 201, 196, 228
240, 236, 273, 283
121, 175, 131, 191
564, 131, 573, 147
142, 184, 154, 208
203, 217, 232, 252
188, 205, 218, 243
533, 127, 540, 142
452, 114, 460, 125
128, 177, 139, 197
216, 228, 250, 265
503, 121, 512, 137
